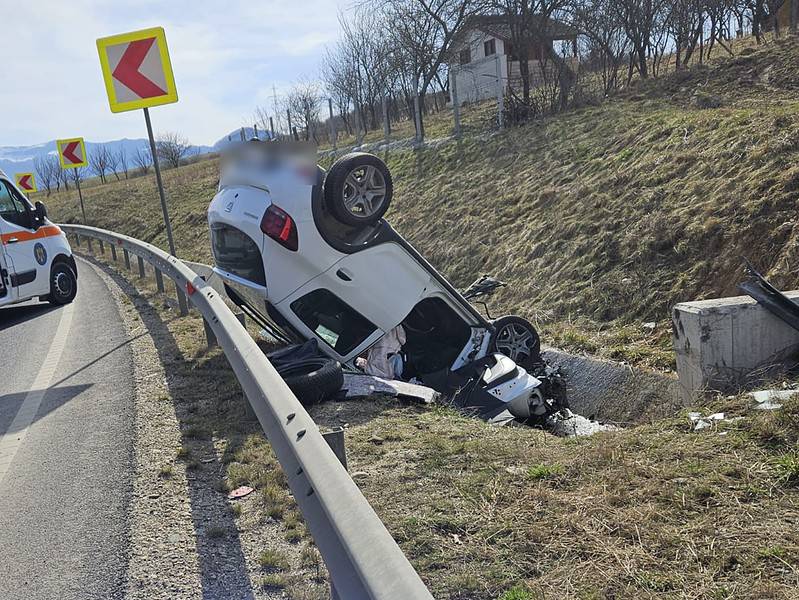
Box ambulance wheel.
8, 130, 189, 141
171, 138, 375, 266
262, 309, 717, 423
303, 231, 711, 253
48, 263, 77, 305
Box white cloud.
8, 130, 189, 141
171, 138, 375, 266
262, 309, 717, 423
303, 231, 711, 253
0, 0, 345, 146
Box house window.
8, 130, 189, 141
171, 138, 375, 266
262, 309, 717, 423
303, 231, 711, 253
459, 48, 471, 65
484, 39, 496, 57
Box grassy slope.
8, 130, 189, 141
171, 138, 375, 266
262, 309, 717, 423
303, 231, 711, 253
47, 37, 799, 370
52, 37, 799, 599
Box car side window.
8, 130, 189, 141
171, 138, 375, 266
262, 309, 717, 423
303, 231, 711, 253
290, 289, 377, 356
0, 180, 32, 229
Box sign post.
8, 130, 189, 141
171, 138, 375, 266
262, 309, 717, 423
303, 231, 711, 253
56, 137, 88, 223
96, 26, 179, 257
15, 173, 37, 194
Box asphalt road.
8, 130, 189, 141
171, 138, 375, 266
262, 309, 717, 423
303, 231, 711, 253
0, 258, 135, 599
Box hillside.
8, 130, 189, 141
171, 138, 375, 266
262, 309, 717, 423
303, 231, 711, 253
44, 36, 799, 369
41, 37, 799, 599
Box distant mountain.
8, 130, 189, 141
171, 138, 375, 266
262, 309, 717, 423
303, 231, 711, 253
0, 138, 214, 178
213, 127, 273, 150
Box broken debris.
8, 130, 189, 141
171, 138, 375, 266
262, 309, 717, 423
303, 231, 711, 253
548, 410, 616, 437
749, 389, 796, 411
227, 486, 254, 500
341, 373, 439, 404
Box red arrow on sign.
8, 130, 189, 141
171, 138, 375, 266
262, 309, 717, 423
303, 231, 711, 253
18, 175, 33, 190
112, 38, 167, 99
62, 141, 82, 164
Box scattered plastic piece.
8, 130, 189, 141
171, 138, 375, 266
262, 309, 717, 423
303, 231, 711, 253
749, 389, 796, 411
227, 486, 254, 500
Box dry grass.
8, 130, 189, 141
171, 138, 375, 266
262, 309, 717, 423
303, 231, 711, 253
46, 38, 799, 372
47, 34, 799, 597
76, 240, 799, 599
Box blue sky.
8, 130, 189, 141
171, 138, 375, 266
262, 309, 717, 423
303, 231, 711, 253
0, 0, 346, 147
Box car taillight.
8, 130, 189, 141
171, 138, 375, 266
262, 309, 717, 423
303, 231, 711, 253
260, 204, 298, 251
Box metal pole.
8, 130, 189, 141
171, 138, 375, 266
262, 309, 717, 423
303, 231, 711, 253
269, 117, 275, 139
413, 95, 422, 143
143, 107, 177, 257
76, 177, 87, 224
287, 109, 293, 141
323, 427, 347, 600
323, 428, 347, 470
328, 98, 336, 150
137, 256, 146, 279
382, 95, 390, 145
123, 249, 131, 271
154, 268, 165, 293
451, 71, 462, 139
203, 318, 218, 348
495, 55, 504, 130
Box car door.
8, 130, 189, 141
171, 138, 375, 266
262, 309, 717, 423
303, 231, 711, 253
0, 240, 16, 306
275, 241, 433, 363
0, 179, 46, 301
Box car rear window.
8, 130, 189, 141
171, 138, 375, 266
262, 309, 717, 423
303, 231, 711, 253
290, 289, 376, 356
210, 224, 266, 286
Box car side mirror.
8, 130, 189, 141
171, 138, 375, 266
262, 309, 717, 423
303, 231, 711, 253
34, 201, 48, 223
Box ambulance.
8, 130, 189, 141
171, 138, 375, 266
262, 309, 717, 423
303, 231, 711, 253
0, 169, 77, 307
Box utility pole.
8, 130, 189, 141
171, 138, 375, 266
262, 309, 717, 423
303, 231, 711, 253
328, 98, 337, 150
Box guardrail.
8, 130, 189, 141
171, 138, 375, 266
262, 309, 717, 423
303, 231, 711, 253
63, 224, 433, 600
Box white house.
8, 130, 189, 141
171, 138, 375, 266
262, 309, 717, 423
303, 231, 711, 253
448, 15, 578, 104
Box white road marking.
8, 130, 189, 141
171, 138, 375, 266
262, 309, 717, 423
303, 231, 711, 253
0, 302, 75, 487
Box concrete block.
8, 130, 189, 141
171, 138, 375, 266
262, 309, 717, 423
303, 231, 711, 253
672, 291, 799, 401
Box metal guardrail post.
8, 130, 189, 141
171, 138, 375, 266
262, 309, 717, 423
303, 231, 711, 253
176, 285, 189, 316
110, 244, 117, 261
74, 233, 80, 247
137, 256, 146, 279
87, 237, 93, 253
154, 268, 165, 293
203, 318, 217, 348
98, 240, 105, 254
59, 224, 434, 600
323, 428, 347, 470
123, 249, 131, 270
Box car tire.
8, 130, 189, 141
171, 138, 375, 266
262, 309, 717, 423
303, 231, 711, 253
48, 263, 77, 306
277, 358, 344, 406
490, 315, 542, 372
324, 152, 393, 227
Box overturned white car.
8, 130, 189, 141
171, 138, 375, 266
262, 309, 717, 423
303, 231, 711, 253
208, 141, 566, 423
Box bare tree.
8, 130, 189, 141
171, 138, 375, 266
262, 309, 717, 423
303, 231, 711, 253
89, 145, 110, 184
133, 147, 153, 174
68, 165, 87, 186
285, 81, 323, 142
155, 132, 191, 169
118, 148, 129, 179
33, 155, 60, 196
106, 148, 121, 181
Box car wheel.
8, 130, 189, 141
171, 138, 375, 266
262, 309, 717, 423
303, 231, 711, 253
48, 263, 77, 306
490, 315, 542, 372
276, 358, 344, 406
324, 152, 393, 227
